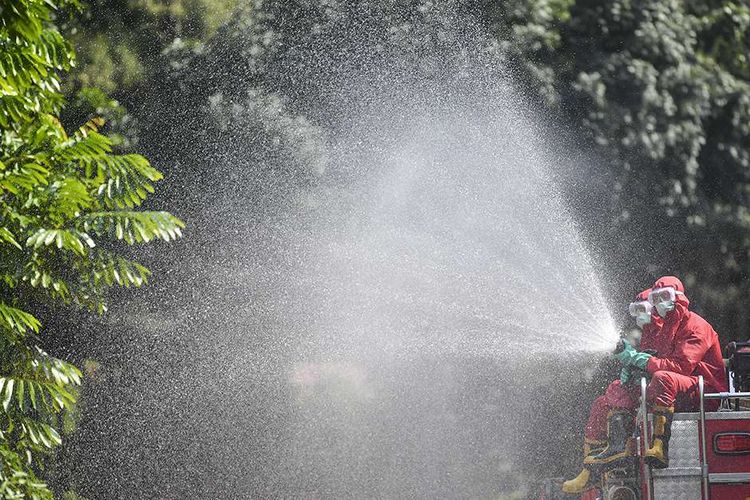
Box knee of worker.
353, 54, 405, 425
604, 380, 638, 409
589, 395, 608, 417
647, 371, 677, 405
585, 395, 610, 440
650, 370, 677, 387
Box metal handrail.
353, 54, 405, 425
641, 376, 652, 500
704, 391, 750, 399
699, 376, 709, 500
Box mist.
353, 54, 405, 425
57, 3, 624, 498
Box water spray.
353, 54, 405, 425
65, 4, 631, 498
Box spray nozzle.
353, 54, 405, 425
613, 329, 641, 354
614, 338, 627, 355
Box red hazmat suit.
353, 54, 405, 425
644, 276, 727, 407
584, 278, 727, 440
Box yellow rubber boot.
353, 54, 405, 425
562, 469, 591, 494
584, 410, 635, 467
644, 405, 674, 469
562, 438, 605, 494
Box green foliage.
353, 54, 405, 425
0, 0, 183, 497
691, 1, 750, 80
0, 0, 78, 127
65, 0, 240, 94
59, 0, 241, 145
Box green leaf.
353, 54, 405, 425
0, 1, 180, 494
0, 162, 50, 193
0, 227, 23, 249
26, 228, 91, 256
90, 154, 163, 208
87, 250, 151, 288
3, 378, 15, 411
27, 381, 36, 410
16, 380, 25, 411
0, 303, 41, 338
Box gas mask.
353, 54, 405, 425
628, 300, 653, 329
636, 313, 652, 328
648, 287, 683, 318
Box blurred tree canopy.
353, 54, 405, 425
59, 0, 240, 147
66, 0, 240, 94
477, 0, 750, 335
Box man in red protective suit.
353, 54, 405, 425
612, 276, 727, 468
562, 276, 728, 493
562, 288, 660, 494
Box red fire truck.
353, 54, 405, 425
541, 341, 750, 500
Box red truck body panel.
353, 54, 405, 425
705, 418, 750, 473
580, 488, 601, 500
709, 483, 750, 497
704, 416, 750, 499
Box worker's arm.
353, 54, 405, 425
646, 329, 709, 376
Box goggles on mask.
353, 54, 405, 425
628, 300, 653, 317
647, 287, 684, 305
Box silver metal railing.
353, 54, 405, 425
703, 391, 750, 399
699, 376, 709, 500
641, 376, 652, 500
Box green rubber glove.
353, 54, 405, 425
614, 339, 652, 370
620, 365, 632, 384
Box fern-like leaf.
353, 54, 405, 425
0, 227, 22, 249
0, 303, 40, 341
0, 162, 49, 194
86, 249, 151, 288
79, 211, 184, 243
26, 228, 95, 256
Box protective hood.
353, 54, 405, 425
652, 275, 689, 346
652, 275, 690, 312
